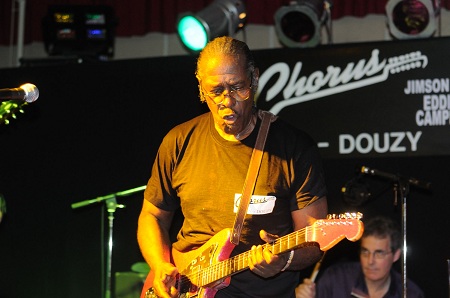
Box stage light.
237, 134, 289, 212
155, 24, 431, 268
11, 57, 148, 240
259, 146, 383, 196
274, 0, 332, 48
386, 0, 440, 39
177, 0, 247, 52
42, 5, 118, 60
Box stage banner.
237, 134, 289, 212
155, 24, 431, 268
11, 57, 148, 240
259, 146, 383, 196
253, 37, 450, 159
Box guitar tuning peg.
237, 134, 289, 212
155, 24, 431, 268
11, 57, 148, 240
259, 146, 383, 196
332, 212, 364, 220
346, 212, 363, 219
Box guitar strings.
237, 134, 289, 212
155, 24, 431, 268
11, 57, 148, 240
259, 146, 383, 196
174, 227, 312, 290
166, 215, 363, 294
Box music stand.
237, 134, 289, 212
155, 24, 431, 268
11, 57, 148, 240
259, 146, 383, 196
71, 185, 146, 298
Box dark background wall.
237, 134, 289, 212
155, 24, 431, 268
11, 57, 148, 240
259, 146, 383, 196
0, 39, 449, 298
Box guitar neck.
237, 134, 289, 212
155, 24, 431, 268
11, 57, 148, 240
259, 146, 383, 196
193, 227, 308, 287
179, 214, 363, 290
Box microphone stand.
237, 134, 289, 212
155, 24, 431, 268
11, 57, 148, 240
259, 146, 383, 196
396, 178, 409, 298
71, 185, 146, 298
360, 166, 431, 298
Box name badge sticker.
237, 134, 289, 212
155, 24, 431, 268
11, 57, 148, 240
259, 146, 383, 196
234, 194, 276, 215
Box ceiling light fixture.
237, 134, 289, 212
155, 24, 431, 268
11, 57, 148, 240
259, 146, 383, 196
177, 0, 247, 52
274, 0, 332, 48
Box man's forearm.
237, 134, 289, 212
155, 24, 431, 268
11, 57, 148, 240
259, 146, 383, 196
137, 211, 172, 267
287, 245, 323, 271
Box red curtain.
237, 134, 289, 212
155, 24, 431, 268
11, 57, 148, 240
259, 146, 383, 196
1, 0, 449, 46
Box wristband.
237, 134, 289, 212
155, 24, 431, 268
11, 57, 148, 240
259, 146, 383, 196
281, 250, 294, 272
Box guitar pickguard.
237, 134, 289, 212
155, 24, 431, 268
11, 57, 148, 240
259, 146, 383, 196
176, 243, 219, 297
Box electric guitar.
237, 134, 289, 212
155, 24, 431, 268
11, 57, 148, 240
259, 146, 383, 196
141, 213, 364, 298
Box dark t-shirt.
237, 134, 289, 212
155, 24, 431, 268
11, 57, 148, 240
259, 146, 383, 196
316, 262, 424, 298
145, 111, 327, 297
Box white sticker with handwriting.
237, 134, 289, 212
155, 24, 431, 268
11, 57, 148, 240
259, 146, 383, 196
234, 194, 276, 215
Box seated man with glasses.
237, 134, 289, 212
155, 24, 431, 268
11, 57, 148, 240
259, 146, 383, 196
295, 216, 424, 298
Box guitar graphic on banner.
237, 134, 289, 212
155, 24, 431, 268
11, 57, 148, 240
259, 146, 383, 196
141, 213, 364, 298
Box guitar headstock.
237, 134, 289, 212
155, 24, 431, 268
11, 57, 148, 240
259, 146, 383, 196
309, 212, 364, 251
0, 100, 27, 126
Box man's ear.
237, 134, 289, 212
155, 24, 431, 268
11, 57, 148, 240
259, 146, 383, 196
252, 67, 259, 91
197, 84, 206, 103
393, 248, 402, 262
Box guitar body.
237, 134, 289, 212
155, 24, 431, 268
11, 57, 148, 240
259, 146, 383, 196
141, 228, 236, 298
140, 214, 364, 298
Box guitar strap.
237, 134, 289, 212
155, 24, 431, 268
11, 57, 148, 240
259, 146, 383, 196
230, 110, 276, 245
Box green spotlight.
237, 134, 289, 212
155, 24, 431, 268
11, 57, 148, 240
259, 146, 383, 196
176, 0, 247, 53
177, 16, 208, 52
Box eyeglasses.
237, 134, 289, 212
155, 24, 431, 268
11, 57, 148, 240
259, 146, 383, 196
360, 248, 392, 259
200, 79, 252, 105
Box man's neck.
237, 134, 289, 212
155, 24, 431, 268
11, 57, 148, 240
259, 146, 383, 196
235, 112, 257, 141
365, 274, 391, 298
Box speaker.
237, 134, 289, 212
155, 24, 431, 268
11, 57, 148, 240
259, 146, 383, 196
115, 272, 146, 298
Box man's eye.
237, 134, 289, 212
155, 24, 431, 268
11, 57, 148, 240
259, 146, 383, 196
210, 89, 223, 96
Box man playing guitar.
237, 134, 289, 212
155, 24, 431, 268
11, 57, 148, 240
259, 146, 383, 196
137, 36, 328, 298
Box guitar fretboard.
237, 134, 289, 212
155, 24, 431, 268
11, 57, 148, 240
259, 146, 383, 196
189, 226, 309, 287
172, 215, 363, 292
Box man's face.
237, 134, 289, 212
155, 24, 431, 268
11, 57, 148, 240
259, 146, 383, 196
359, 235, 401, 282
198, 54, 256, 139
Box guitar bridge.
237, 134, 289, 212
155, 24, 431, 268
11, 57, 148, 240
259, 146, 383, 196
145, 277, 196, 298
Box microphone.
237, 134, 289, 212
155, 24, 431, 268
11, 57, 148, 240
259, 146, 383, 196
361, 166, 397, 181
0, 83, 39, 103
361, 166, 431, 190
341, 176, 371, 206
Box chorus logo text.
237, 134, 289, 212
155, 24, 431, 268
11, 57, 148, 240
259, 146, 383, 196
257, 49, 428, 155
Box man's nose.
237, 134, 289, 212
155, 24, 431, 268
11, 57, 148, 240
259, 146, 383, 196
221, 92, 236, 107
